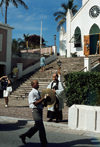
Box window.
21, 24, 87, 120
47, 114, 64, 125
74, 27, 82, 47
89, 24, 100, 35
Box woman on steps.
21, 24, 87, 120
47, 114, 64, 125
0, 76, 12, 107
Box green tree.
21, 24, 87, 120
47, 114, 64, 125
12, 38, 24, 54
54, 0, 78, 31
0, 0, 28, 24
23, 34, 46, 49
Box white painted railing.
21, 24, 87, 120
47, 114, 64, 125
17, 55, 57, 79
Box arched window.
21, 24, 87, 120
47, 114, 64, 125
89, 24, 100, 35
74, 27, 82, 47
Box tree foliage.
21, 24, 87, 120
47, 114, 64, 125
12, 34, 46, 54
0, 0, 28, 24
64, 72, 100, 107
54, 0, 78, 31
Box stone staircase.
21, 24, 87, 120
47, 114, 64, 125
9, 55, 100, 100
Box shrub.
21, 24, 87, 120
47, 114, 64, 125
64, 72, 100, 107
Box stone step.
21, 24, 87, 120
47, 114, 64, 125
10, 56, 100, 100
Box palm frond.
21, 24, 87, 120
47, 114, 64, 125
16, 0, 28, 9
54, 11, 65, 16
61, 3, 69, 10
55, 14, 65, 21
54, 1, 78, 31
11, 0, 18, 8
57, 18, 66, 32
0, 0, 4, 7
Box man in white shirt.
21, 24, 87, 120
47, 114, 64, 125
19, 80, 47, 147
47, 73, 64, 122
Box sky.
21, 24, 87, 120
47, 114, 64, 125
0, 0, 82, 52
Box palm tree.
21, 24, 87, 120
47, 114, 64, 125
0, 0, 28, 24
54, 0, 78, 31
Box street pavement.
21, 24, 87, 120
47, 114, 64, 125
0, 116, 100, 147
0, 97, 100, 147
0, 97, 68, 123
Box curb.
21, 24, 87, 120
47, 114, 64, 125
0, 116, 68, 128
0, 116, 100, 138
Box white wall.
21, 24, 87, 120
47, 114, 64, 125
68, 104, 100, 133
82, 0, 89, 6
22, 55, 57, 77
0, 23, 13, 75
59, 0, 100, 57
59, 27, 67, 56
71, 0, 100, 56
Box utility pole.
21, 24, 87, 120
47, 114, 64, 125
54, 34, 56, 46
40, 21, 42, 55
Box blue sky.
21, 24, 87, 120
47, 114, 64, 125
0, 0, 82, 52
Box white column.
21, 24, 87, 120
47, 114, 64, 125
68, 105, 78, 129
84, 57, 91, 72
66, 9, 72, 57
52, 46, 57, 56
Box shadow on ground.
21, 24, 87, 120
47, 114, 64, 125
0, 120, 28, 131
18, 138, 100, 147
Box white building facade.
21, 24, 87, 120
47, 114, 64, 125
0, 23, 13, 76
59, 0, 100, 57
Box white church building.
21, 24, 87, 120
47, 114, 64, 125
59, 0, 100, 57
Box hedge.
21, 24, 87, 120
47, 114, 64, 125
64, 72, 100, 107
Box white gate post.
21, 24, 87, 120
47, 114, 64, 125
84, 57, 91, 72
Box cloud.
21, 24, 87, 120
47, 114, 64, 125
12, 23, 48, 32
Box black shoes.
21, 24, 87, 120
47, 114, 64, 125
19, 134, 26, 144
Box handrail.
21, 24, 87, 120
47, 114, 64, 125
79, 58, 100, 72
91, 58, 100, 65
80, 67, 87, 72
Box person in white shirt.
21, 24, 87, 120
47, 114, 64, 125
47, 73, 64, 122
19, 80, 48, 147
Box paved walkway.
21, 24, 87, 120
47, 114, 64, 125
0, 97, 68, 124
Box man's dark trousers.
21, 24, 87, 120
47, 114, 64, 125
23, 108, 47, 145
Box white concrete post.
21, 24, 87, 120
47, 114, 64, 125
17, 63, 23, 79
68, 105, 78, 129
84, 57, 91, 72
52, 46, 57, 56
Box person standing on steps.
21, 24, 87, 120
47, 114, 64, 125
0, 76, 12, 108
47, 73, 64, 122
40, 54, 46, 72
19, 80, 48, 147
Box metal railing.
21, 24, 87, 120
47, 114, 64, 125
80, 67, 87, 72
80, 58, 100, 72
91, 58, 100, 66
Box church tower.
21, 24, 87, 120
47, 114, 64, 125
59, 26, 66, 56
66, 9, 73, 57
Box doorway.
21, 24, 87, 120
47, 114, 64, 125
84, 34, 100, 56
90, 34, 99, 55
